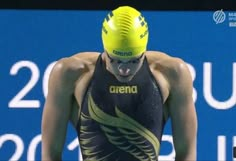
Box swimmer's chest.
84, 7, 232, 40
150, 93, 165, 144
76, 57, 165, 161
80, 56, 164, 131
89, 81, 163, 130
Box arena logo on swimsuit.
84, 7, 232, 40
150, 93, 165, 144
109, 85, 138, 94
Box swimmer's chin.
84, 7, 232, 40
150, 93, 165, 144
115, 75, 134, 82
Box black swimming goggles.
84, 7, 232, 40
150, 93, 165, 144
106, 52, 144, 64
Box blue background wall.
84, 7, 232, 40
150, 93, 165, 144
0, 10, 236, 161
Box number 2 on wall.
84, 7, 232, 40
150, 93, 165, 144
8, 60, 56, 108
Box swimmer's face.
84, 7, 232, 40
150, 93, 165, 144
105, 52, 145, 83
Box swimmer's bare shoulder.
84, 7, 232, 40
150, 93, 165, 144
145, 51, 190, 81
56, 51, 99, 77
146, 51, 197, 160
52, 52, 99, 85
145, 51, 191, 102
41, 52, 99, 160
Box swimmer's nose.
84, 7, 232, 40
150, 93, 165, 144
118, 66, 131, 76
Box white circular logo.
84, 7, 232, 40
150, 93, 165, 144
213, 9, 226, 24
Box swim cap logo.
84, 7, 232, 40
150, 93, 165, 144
140, 30, 148, 39
102, 26, 108, 34
138, 15, 148, 39
109, 85, 138, 94
213, 9, 226, 24
102, 12, 113, 35
113, 50, 132, 56
105, 12, 114, 22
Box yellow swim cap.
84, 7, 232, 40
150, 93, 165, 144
102, 6, 149, 59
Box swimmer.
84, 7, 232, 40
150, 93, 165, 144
42, 6, 197, 161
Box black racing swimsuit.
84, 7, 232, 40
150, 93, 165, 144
76, 55, 166, 161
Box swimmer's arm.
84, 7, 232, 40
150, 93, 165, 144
167, 60, 198, 161
41, 59, 78, 161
